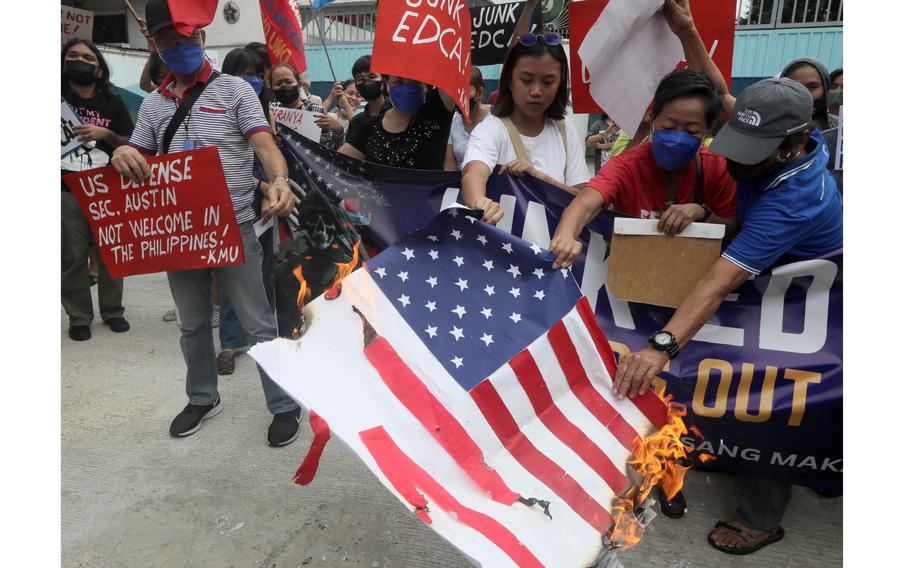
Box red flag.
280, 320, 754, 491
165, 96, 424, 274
259, 0, 307, 73
167, 0, 218, 36
371, 0, 472, 117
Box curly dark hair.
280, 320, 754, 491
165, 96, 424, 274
61, 38, 114, 100
493, 39, 568, 121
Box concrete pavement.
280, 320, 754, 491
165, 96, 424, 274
62, 272, 842, 568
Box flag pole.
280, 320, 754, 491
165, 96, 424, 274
307, 0, 338, 83
122, 0, 142, 25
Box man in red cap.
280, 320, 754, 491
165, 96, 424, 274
112, 0, 302, 447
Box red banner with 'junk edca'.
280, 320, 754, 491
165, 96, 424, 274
62, 147, 245, 278
259, 0, 307, 73
372, 0, 472, 117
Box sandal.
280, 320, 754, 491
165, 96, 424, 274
217, 350, 235, 375
708, 520, 784, 555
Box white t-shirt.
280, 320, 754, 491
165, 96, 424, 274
447, 112, 488, 170
462, 114, 590, 186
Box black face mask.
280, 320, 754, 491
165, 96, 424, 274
64, 60, 98, 87
469, 97, 478, 110
812, 96, 828, 118
274, 85, 300, 106
726, 153, 790, 183
356, 79, 383, 101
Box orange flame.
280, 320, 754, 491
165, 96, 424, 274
608, 398, 692, 550
325, 238, 361, 301
698, 453, 718, 463
292, 265, 309, 311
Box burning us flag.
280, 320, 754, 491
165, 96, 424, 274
251, 208, 684, 566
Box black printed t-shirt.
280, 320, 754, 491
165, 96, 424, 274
347, 89, 454, 170
61, 91, 134, 191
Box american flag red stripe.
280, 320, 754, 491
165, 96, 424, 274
364, 337, 520, 505
548, 321, 642, 452
470, 380, 614, 533
509, 350, 629, 494
576, 297, 668, 427
361, 426, 547, 568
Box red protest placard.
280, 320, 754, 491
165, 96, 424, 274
371, 0, 472, 116
62, 147, 245, 278
569, 0, 735, 114
259, 0, 307, 73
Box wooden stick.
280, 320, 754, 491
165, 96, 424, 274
123, 0, 142, 25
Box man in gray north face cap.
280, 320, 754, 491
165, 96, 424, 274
610, 75, 843, 554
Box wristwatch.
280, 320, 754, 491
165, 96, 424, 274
648, 330, 680, 359
697, 202, 712, 222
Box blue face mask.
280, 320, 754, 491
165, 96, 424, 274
159, 43, 205, 76
389, 83, 426, 113
651, 129, 703, 171
242, 75, 263, 96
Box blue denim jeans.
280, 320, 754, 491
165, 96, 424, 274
167, 221, 297, 414
219, 227, 275, 350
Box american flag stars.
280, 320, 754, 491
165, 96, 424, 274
366, 209, 578, 383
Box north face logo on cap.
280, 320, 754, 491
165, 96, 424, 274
736, 108, 762, 127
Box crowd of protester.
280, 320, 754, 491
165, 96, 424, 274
61, 0, 842, 556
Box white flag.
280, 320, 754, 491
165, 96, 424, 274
578, 0, 684, 136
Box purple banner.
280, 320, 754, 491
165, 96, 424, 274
279, 127, 843, 493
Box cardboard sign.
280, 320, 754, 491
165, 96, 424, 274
569, 0, 735, 115
372, 0, 472, 117
61, 147, 245, 278
61, 98, 84, 159
62, 5, 94, 45
270, 106, 322, 142
259, 0, 307, 73
469, 1, 542, 66
606, 218, 724, 308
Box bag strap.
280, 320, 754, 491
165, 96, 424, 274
162, 70, 221, 154
693, 150, 704, 205
502, 117, 571, 180
500, 116, 530, 161
556, 119, 568, 180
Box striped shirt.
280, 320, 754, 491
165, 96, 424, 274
129, 60, 270, 224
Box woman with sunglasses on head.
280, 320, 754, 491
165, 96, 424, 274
461, 32, 590, 224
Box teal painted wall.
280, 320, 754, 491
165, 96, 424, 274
732, 27, 843, 78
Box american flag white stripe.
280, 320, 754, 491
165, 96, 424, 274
485, 362, 619, 509
526, 324, 639, 484
562, 311, 661, 435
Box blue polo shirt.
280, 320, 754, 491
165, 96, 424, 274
722, 130, 843, 275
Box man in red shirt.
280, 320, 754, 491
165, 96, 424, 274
550, 69, 737, 267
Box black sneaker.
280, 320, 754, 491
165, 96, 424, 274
169, 397, 222, 437
105, 317, 130, 333
68, 325, 91, 341
268, 407, 301, 447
